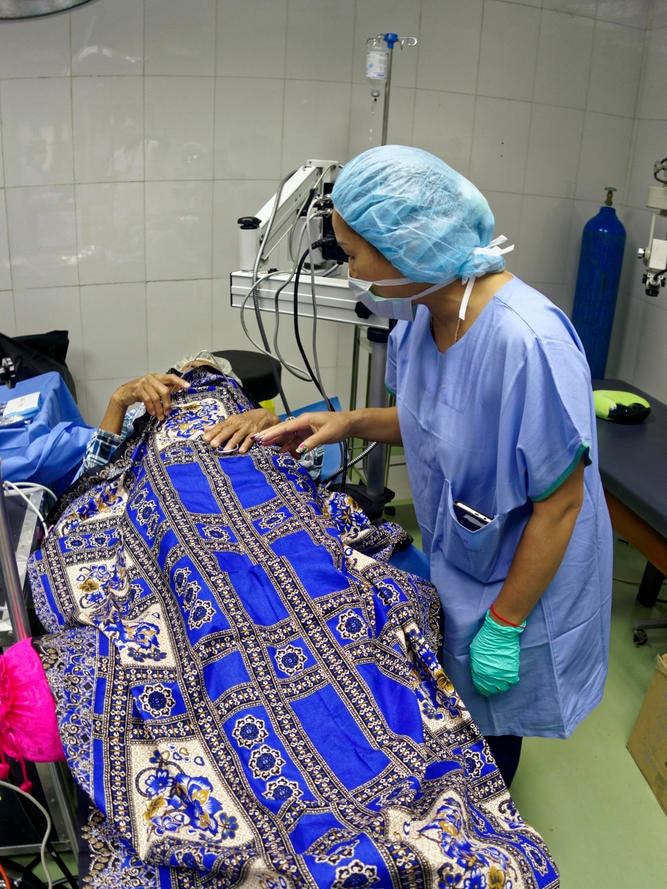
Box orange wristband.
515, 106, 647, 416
490, 603, 526, 629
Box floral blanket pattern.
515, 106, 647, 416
28, 370, 558, 888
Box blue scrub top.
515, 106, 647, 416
386, 276, 612, 738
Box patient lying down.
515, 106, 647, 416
4, 365, 558, 887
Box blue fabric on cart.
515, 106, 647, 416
0, 371, 93, 494
389, 542, 431, 580
29, 368, 558, 888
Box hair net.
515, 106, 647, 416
173, 350, 241, 385
332, 145, 506, 283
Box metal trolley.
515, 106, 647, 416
0, 460, 79, 888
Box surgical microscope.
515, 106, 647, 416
230, 160, 396, 519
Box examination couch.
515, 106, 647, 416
593, 379, 667, 640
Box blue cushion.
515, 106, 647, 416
388, 544, 430, 580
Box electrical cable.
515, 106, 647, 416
320, 438, 382, 488
298, 199, 340, 384
4, 481, 56, 503
238, 270, 307, 415
269, 222, 316, 386
246, 163, 342, 412
240, 199, 344, 408
302, 204, 352, 482
291, 250, 336, 410
291, 247, 351, 489
249, 163, 336, 352
242, 161, 353, 482
268, 224, 344, 387
304, 206, 330, 400
239, 270, 292, 356
238, 270, 311, 415
0, 779, 53, 889
248, 167, 302, 412
2, 481, 52, 539
250, 169, 296, 311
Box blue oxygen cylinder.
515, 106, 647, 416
571, 188, 626, 380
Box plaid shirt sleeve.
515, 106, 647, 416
77, 405, 144, 477
79, 428, 124, 475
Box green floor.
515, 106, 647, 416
514, 537, 667, 887
391, 502, 667, 887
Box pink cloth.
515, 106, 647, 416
0, 637, 65, 770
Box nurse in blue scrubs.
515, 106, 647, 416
259, 145, 613, 787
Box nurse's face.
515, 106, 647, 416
331, 210, 425, 299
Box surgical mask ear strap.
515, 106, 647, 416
459, 276, 476, 321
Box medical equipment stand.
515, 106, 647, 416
345, 326, 394, 516
345, 32, 418, 511
230, 271, 395, 517
232, 23, 419, 516
365, 33, 418, 146
0, 459, 79, 861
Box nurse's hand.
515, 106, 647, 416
469, 610, 525, 696
254, 411, 353, 455
202, 408, 280, 454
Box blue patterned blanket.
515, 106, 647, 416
28, 369, 558, 888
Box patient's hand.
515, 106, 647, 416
202, 408, 279, 454
101, 373, 191, 433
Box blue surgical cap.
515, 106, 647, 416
332, 145, 506, 283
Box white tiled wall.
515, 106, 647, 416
0, 0, 666, 429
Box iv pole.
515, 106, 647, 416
356, 33, 417, 513
366, 33, 418, 145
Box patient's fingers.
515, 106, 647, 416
203, 408, 279, 453
136, 374, 190, 419
114, 373, 189, 420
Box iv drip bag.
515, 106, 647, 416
366, 45, 389, 80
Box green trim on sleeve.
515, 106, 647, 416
532, 442, 591, 502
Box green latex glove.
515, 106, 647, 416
469, 610, 525, 697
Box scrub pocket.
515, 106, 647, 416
432, 480, 509, 584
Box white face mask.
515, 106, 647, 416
347, 234, 514, 323
348, 275, 446, 322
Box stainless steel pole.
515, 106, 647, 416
381, 42, 394, 145
364, 329, 390, 499
0, 459, 31, 640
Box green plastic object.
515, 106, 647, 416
593, 389, 651, 424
